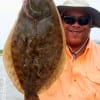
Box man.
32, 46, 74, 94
39, 0, 100, 99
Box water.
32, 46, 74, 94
0, 76, 6, 100
0, 56, 24, 100
0, 56, 6, 100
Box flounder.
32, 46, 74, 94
3, 0, 66, 100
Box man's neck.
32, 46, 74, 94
68, 38, 89, 58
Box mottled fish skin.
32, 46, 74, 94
4, 0, 65, 100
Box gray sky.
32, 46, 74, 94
0, 0, 100, 49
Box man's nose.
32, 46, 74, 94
72, 21, 81, 27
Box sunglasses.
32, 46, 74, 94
63, 15, 91, 26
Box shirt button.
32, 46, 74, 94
74, 79, 77, 82
68, 94, 72, 98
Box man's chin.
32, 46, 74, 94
67, 41, 81, 47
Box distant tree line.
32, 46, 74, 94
0, 50, 3, 54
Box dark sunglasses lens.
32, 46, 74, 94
78, 16, 90, 25
63, 16, 75, 24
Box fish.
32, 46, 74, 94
3, 0, 66, 100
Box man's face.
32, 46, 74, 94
62, 9, 91, 47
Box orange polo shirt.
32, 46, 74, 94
39, 40, 100, 100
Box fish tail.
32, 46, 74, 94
25, 93, 40, 100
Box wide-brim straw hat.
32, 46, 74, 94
57, 0, 100, 28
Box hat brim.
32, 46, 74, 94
57, 6, 100, 28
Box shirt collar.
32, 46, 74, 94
66, 39, 91, 59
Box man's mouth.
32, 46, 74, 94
68, 29, 82, 33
